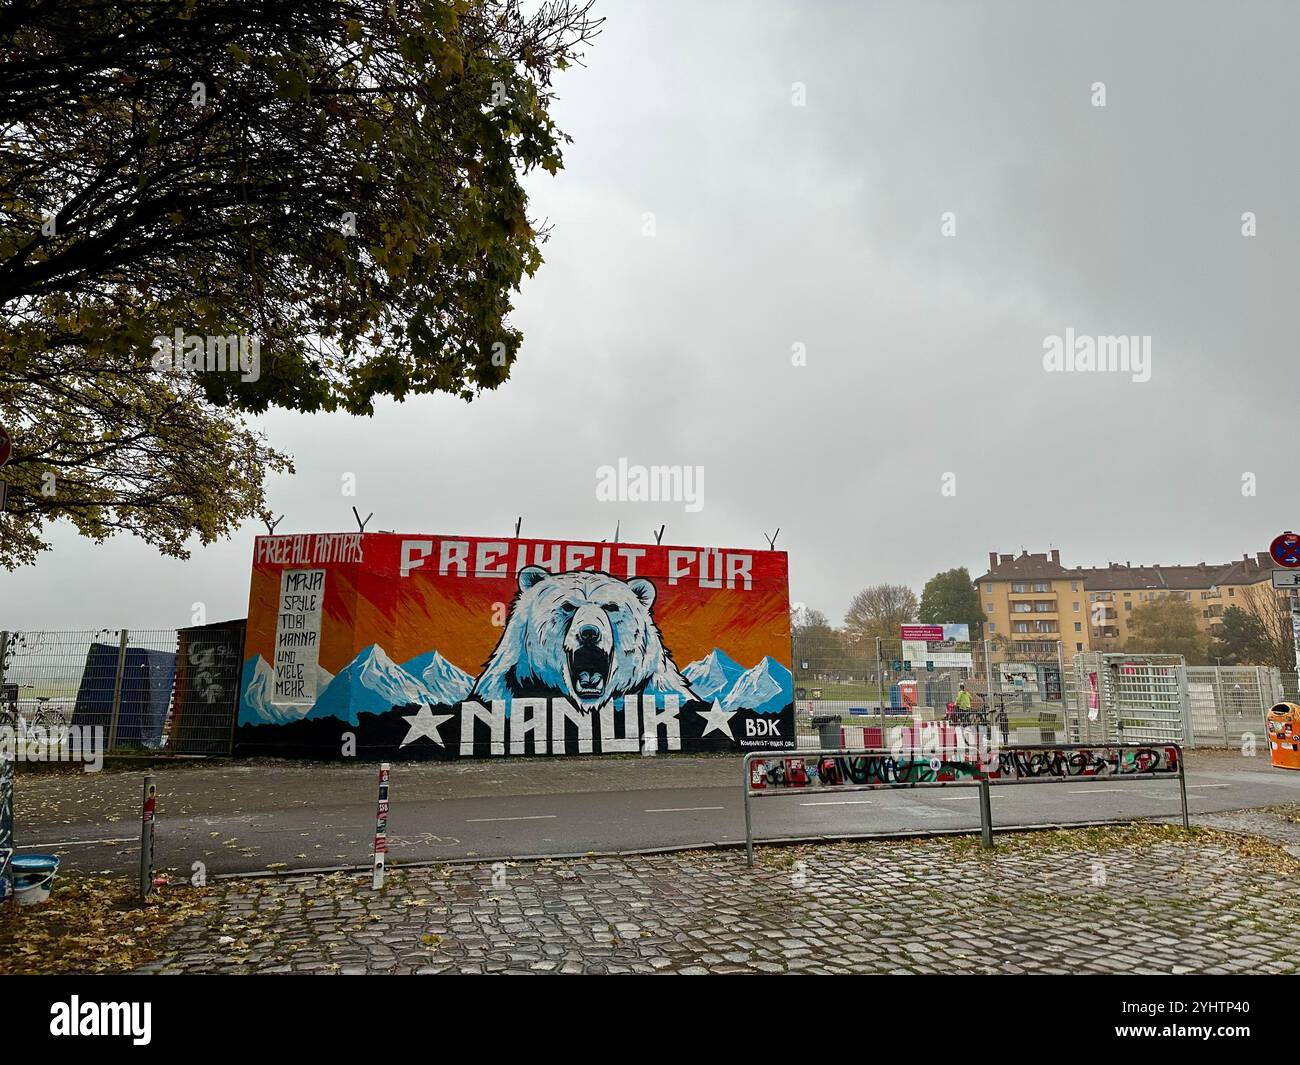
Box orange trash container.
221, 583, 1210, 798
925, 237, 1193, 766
1267, 703, 1300, 770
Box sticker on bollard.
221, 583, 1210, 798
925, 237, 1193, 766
372, 763, 391, 889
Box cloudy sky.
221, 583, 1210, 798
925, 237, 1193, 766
6, 0, 1299, 631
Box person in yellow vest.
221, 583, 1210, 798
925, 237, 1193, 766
955, 683, 973, 723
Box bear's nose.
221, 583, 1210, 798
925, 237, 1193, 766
577, 625, 602, 645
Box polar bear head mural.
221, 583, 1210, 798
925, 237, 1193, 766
470, 567, 697, 713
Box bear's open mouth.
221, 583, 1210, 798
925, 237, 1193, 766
568, 644, 610, 698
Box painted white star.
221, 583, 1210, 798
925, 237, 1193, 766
695, 699, 737, 739
400, 705, 455, 748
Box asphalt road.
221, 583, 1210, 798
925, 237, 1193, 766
12, 750, 1300, 878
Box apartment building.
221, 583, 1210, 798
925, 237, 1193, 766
975, 549, 1280, 657
976, 550, 1088, 659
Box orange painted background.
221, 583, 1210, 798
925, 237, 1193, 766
245, 533, 791, 680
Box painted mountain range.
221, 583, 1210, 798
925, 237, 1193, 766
239, 646, 790, 725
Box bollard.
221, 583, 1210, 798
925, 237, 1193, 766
140, 775, 156, 899
977, 777, 994, 850
0, 755, 13, 903
372, 763, 390, 890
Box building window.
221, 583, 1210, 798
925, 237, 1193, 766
1071, 581, 1079, 592
1033, 582, 1049, 592
1072, 602, 1080, 612
1011, 582, 1027, 593
1074, 622, 1082, 632
1228, 588, 1235, 597
1124, 601, 1132, 610
987, 623, 996, 632
1076, 643, 1083, 652
986, 603, 993, 612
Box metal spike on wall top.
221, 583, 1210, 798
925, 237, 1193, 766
263, 514, 283, 535
514, 516, 522, 538
654, 524, 665, 545
352, 507, 372, 533
764, 528, 780, 550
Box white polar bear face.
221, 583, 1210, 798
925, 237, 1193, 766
473, 566, 691, 713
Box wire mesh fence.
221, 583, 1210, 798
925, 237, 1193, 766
790, 633, 1069, 750
0, 624, 244, 756
793, 632, 1276, 751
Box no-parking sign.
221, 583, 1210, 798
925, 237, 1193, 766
1271, 531, 1300, 568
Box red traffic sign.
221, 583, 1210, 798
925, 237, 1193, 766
0, 426, 11, 466
1271, 532, 1300, 568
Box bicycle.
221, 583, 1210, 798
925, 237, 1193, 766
0, 683, 27, 729
1, 684, 68, 735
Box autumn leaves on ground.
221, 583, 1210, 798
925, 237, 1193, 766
4, 810, 1300, 975
0, 876, 212, 975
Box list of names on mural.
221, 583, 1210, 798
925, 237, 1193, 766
274, 569, 326, 706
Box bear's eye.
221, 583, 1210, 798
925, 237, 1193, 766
602, 603, 619, 614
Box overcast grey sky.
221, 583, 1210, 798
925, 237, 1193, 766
5, 0, 1299, 631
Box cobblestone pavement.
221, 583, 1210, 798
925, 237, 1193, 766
136, 821, 1300, 974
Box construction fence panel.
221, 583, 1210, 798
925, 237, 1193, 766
1185, 666, 1276, 749
790, 634, 1067, 748
0, 626, 245, 756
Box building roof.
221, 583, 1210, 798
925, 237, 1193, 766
1215, 552, 1275, 586
974, 550, 1080, 583
978, 549, 1276, 591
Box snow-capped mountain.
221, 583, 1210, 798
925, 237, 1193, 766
240, 655, 334, 724
307, 644, 440, 723
239, 655, 277, 724
722, 656, 793, 714
401, 650, 473, 705
683, 649, 745, 700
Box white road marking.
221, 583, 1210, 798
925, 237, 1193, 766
18, 837, 133, 848
1186, 784, 1232, 789
464, 815, 557, 823
799, 800, 873, 807
938, 795, 977, 801
1068, 787, 1127, 793
644, 806, 725, 813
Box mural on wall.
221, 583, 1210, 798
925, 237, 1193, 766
235, 533, 796, 759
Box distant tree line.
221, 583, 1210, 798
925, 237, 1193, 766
793, 567, 1296, 673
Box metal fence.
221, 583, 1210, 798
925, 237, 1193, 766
0, 625, 244, 756
793, 633, 1281, 752
791, 634, 1068, 749
1063, 653, 1279, 749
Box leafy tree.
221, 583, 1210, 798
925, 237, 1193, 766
1123, 596, 1208, 663
918, 566, 983, 638
1211, 586, 1296, 672
843, 583, 918, 644
0, 0, 600, 567
791, 606, 848, 680
1209, 605, 1271, 665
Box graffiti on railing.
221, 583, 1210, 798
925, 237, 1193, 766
991, 745, 1178, 779
749, 744, 1179, 789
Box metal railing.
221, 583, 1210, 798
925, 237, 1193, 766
741, 742, 1188, 867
